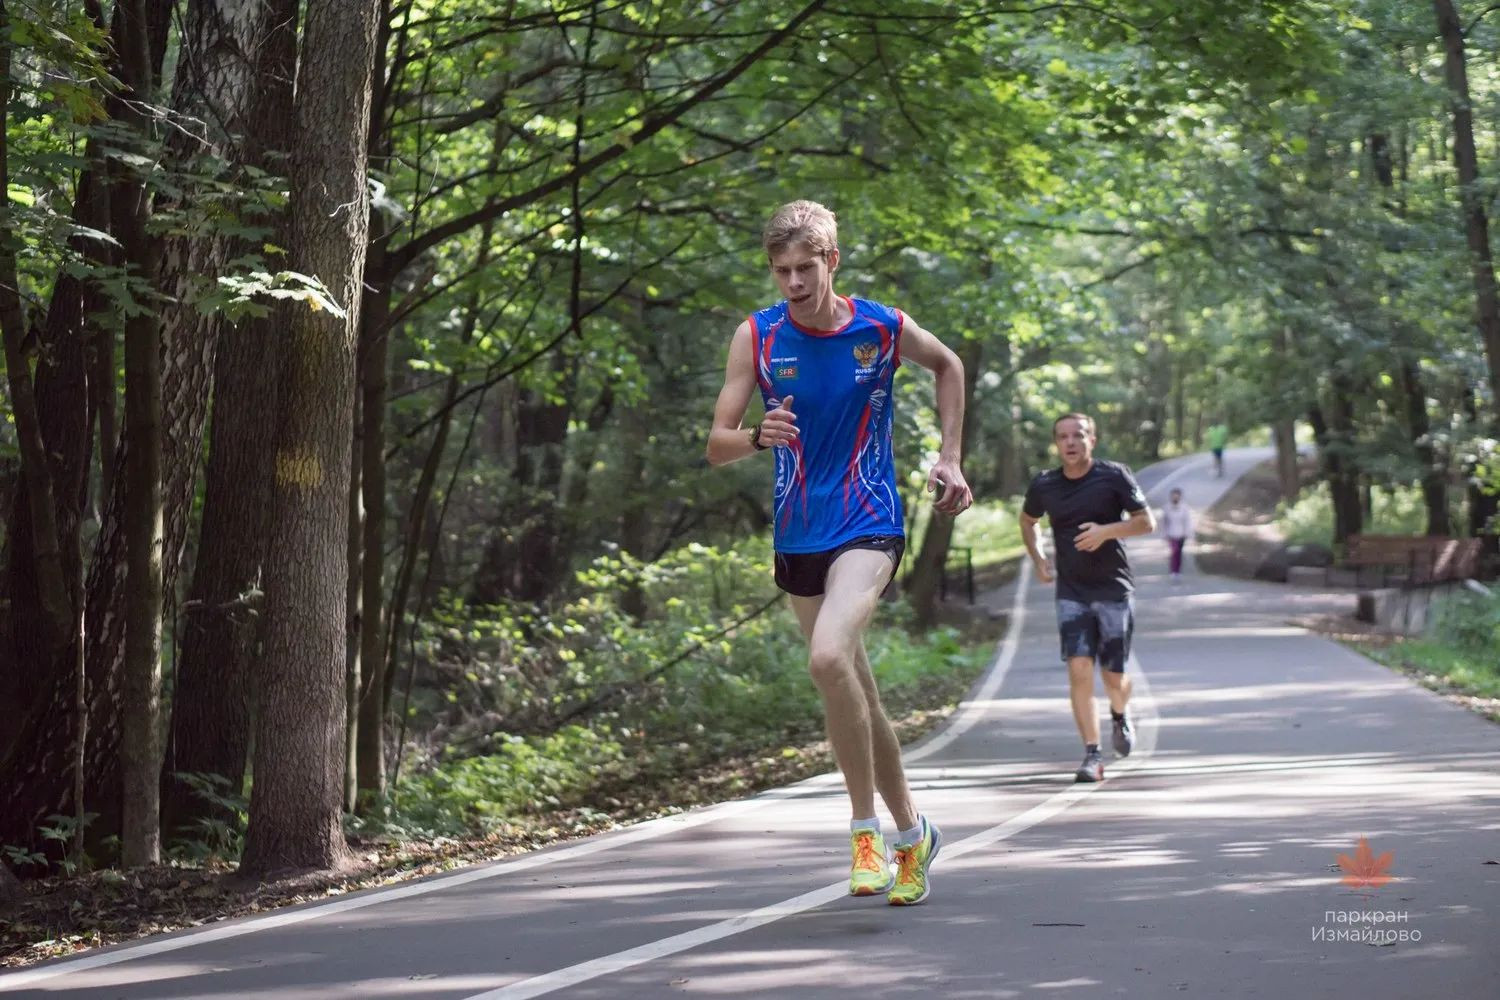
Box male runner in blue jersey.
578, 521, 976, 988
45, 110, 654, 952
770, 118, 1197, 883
707, 200, 972, 906
1020, 413, 1155, 783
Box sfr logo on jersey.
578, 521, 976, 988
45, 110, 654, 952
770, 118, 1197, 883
775, 364, 798, 380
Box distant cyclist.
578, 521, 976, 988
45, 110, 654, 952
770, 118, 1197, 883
1020, 413, 1155, 782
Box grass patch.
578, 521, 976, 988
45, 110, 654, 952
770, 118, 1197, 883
1349, 590, 1500, 722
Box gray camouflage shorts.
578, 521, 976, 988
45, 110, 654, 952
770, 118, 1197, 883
1056, 597, 1134, 673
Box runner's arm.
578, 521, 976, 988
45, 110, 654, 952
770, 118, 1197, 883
706, 321, 796, 465
1019, 511, 1054, 582
898, 313, 972, 513
1074, 507, 1156, 551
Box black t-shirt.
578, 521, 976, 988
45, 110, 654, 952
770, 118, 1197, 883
1022, 460, 1148, 602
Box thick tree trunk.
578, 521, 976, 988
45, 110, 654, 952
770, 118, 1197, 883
1433, 0, 1500, 425
157, 0, 297, 841
240, 0, 380, 878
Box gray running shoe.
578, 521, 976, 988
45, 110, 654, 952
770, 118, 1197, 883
1075, 747, 1105, 783
1112, 715, 1135, 757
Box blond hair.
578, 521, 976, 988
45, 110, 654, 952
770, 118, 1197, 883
762, 200, 838, 257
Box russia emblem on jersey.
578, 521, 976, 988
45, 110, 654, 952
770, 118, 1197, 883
853, 342, 879, 367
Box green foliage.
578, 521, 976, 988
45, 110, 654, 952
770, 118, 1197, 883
378, 540, 988, 838
164, 774, 249, 865
1276, 482, 1430, 547
1428, 592, 1500, 662
2, 812, 98, 875
385, 728, 627, 836
1363, 592, 1500, 701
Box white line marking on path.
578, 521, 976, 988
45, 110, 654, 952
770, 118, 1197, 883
461, 655, 1159, 1000
905, 558, 1031, 762
0, 537, 1034, 991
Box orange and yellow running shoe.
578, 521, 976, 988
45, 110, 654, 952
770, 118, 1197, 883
888, 817, 942, 906
848, 828, 893, 896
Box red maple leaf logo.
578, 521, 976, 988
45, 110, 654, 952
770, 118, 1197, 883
1337, 837, 1394, 889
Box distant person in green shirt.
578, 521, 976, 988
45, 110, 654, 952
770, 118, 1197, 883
1206, 422, 1229, 478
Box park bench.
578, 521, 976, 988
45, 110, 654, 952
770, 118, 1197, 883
1344, 534, 1483, 587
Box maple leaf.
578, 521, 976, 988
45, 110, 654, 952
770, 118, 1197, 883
1337, 837, 1394, 889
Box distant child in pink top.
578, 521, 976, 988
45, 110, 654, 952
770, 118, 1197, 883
1161, 488, 1194, 582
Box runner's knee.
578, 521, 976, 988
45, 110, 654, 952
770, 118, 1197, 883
808, 647, 856, 690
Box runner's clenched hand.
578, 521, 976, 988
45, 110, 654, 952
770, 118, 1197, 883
757, 395, 798, 447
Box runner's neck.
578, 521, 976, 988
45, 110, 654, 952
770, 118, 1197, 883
1061, 458, 1095, 480
788, 293, 851, 332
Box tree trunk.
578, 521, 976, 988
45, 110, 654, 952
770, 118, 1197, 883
111, 0, 168, 870
1172, 358, 1187, 454
159, 0, 298, 829
1272, 419, 1300, 504
344, 398, 362, 813
353, 2, 401, 814
354, 256, 390, 813
239, 0, 380, 878
1432, 0, 1500, 426
1310, 382, 1362, 548
1399, 360, 1448, 535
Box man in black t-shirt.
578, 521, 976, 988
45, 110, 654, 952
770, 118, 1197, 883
1020, 413, 1156, 782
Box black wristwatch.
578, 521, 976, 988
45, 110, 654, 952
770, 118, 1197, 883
749, 424, 768, 450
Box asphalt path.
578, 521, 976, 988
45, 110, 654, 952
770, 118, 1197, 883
4, 447, 1497, 999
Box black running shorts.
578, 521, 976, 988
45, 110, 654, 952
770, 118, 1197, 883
1056, 597, 1134, 673
774, 534, 905, 598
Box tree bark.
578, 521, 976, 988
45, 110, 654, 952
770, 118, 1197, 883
354, 250, 390, 812
1272, 419, 1300, 504
1432, 0, 1500, 425
352, 4, 399, 806
240, 0, 380, 878
157, 0, 298, 842
112, 0, 167, 870
344, 397, 362, 813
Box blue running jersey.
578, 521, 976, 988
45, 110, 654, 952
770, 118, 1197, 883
749, 296, 905, 553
